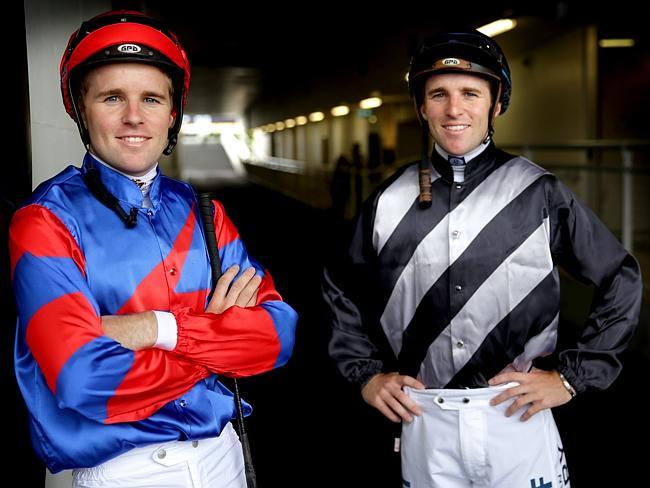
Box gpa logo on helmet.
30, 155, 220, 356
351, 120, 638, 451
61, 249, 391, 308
442, 58, 461, 66
117, 44, 142, 54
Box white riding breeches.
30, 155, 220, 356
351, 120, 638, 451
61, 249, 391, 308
72, 423, 246, 488
401, 384, 570, 488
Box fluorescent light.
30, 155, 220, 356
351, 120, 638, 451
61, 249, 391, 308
477, 18, 517, 37
359, 97, 382, 109
308, 111, 325, 122
599, 38, 635, 48
331, 105, 350, 117
295, 115, 308, 126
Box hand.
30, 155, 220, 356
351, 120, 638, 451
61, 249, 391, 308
488, 368, 573, 421
206, 265, 261, 314
361, 372, 426, 423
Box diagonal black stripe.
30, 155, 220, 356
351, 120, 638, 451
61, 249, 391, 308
398, 268, 451, 376
376, 149, 516, 314
446, 271, 560, 388
446, 179, 551, 317
377, 177, 447, 291
397, 179, 551, 377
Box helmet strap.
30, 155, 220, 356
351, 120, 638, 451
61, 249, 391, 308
164, 133, 177, 155
163, 93, 183, 155
68, 77, 92, 147
483, 82, 502, 144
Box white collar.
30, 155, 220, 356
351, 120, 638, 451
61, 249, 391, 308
434, 140, 490, 164
90, 152, 159, 182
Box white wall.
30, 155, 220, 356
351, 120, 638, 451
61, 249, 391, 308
496, 27, 596, 145
25, 0, 107, 189
24, 2, 109, 485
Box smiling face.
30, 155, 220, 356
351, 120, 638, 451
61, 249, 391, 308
80, 63, 174, 176
419, 72, 500, 156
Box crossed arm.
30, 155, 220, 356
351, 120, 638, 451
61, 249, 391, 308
103, 264, 261, 350
11, 202, 296, 424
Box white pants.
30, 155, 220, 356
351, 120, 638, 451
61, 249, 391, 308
401, 385, 570, 488
72, 423, 246, 488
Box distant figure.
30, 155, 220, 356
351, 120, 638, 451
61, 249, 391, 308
9, 10, 296, 487
352, 143, 365, 213
330, 154, 352, 220
323, 29, 642, 487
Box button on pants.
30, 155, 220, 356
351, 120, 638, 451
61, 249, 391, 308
72, 423, 246, 487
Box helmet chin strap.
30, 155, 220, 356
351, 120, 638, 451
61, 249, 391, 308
482, 100, 496, 145
483, 82, 502, 144
163, 134, 177, 155
163, 103, 182, 155
483, 126, 494, 145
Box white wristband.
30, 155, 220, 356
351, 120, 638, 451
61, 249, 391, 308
152, 311, 178, 351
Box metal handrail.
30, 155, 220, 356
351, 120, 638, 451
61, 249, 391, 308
500, 139, 650, 150
497, 141, 650, 252
246, 140, 649, 252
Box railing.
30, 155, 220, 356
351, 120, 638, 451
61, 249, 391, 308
245, 140, 650, 252
244, 155, 388, 217
500, 140, 650, 253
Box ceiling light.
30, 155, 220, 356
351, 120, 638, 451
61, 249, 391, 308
359, 97, 382, 109
331, 105, 350, 117
309, 111, 325, 122
599, 38, 635, 48
477, 18, 517, 37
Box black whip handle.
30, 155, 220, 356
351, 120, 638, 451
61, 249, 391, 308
197, 193, 257, 488
198, 193, 222, 281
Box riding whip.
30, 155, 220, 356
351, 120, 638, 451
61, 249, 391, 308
198, 192, 257, 488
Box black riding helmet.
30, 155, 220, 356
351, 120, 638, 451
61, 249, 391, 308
408, 30, 512, 125
408, 30, 512, 208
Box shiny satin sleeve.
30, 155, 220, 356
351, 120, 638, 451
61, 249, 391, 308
322, 195, 387, 386
10, 204, 211, 424
548, 178, 642, 393
171, 199, 297, 376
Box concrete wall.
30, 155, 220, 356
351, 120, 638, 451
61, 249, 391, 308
25, 0, 107, 188
496, 27, 597, 145
252, 25, 600, 169
24, 2, 109, 486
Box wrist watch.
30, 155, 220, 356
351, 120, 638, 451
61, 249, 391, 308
558, 372, 577, 398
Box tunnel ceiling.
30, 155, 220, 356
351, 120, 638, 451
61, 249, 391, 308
115, 1, 648, 118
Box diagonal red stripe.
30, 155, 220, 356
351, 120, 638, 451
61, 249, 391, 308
26, 292, 101, 393
10, 205, 87, 279
106, 349, 210, 423
213, 200, 240, 249
118, 205, 197, 314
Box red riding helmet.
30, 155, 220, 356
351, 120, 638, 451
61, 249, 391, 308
60, 10, 191, 155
